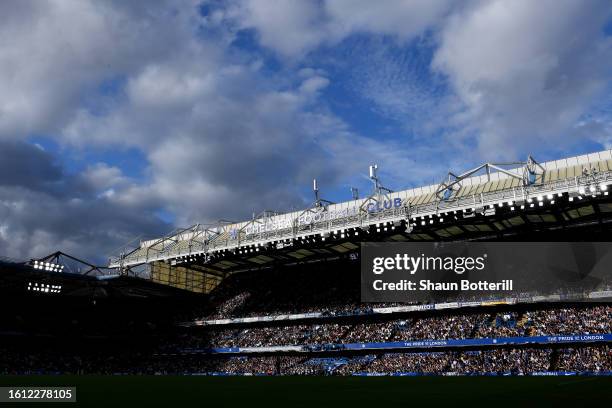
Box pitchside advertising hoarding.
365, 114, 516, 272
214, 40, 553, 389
361, 242, 612, 303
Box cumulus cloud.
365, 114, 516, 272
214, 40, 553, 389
225, 0, 454, 58
229, 0, 329, 58
79, 163, 129, 193
0, 141, 168, 262
232, 0, 612, 159
432, 0, 612, 158
324, 0, 453, 39
1, 0, 345, 262
300, 76, 330, 94
61, 47, 351, 225
0, 1, 204, 141
227, 0, 612, 159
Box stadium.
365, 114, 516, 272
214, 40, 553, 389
1, 150, 610, 381
3, 2, 612, 406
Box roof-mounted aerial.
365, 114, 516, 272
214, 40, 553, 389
359, 164, 394, 214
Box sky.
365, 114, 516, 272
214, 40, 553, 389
1, 0, 611, 263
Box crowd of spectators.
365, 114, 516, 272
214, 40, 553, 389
206, 292, 251, 320
185, 323, 355, 348
2, 346, 608, 375
2, 257, 610, 376
197, 264, 363, 321
365, 352, 452, 374
556, 347, 612, 372
525, 307, 610, 336
0, 348, 153, 375
394, 314, 483, 340
177, 306, 610, 349
447, 349, 552, 374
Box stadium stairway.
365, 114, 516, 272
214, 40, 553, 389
469, 317, 485, 338
516, 313, 529, 329
549, 349, 560, 372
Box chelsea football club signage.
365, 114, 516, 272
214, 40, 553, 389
240, 198, 404, 236
365, 198, 402, 213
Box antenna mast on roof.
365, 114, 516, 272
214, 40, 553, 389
312, 178, 334, 208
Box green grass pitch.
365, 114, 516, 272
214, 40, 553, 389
0, 376, 610, 407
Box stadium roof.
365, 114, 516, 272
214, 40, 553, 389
110, 149, 612, 273
0, 257, 193, 299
